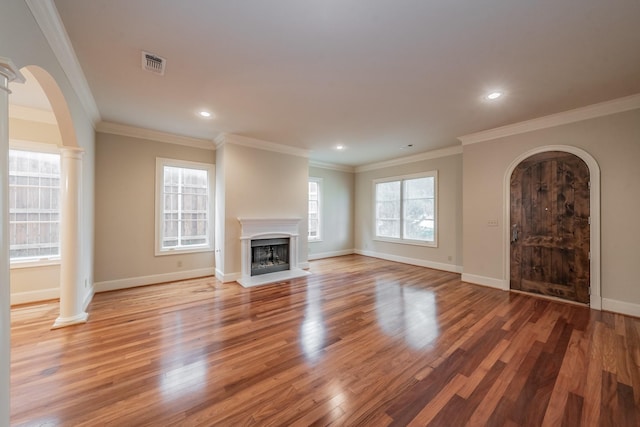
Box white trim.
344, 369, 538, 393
97, 121, 215, 151
458, 93, 640, 145
83, 285, 94, 312
309, 160, 355, 173
503, 145, 601, 309
0, 57, 25, 84
216, 133, 310, 159
355, 249, 462, 274
25, 0, 101, 125
10, 258, 60, 269
308, 249, 355, 260
52, 312, 88, 329
299, 261, 310, 270
10, 288, 60, 306
602, 298, 640, 318
215, 268, 241, 283
9, 105, 57, 124
461, 273, 508, 290
94, 267, 215, 293
356, 146, 462, 173
238, 268, 310, 288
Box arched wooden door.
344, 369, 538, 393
510, 151, 590, 304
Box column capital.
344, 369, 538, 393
60, 146, 85, 158
0, 57, 25, 92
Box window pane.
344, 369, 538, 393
308, 179, 321, 240
376, 181, 401, 238
160, 163, 210, 251
403, 177, 435, 241
9, 150, 61, 261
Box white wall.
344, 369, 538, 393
216, 141, 309, 279
354, 152, 463, 272
308, 166, 355, 259
463, 108, 640, 314
94, 132, 215, 291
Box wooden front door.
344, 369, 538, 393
510, 151, 590, 304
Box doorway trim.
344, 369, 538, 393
503, 145, 601, 309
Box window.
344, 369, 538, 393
374, 171, 437, 246
155, 158, 214, 255
9, 148, 61, 263
308, 178, 322, 241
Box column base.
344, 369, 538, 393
51, 312, 89, 329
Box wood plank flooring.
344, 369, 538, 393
10, 255, 640, 426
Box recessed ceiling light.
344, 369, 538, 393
486, 91, 503, 100
335, 144, 345, 150
198, 111, 212, 118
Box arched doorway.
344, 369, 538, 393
9, 65, 87, 327
503, 146, 601, 309
510, 151, 590, 304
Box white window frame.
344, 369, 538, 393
155, 158, 215, 256
373, 170, 438, 247
308, 177, 322, 242
8, 140, 62, 267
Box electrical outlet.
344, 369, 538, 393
487, 219, 499, 227
177, 260, 183, 267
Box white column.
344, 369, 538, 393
53, 147, 88, 328
0, 57, 24, 427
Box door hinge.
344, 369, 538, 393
588, 286, 591, 295
588, 216, 591, 225
589, 251, 591, 260
588, 181, 591, 189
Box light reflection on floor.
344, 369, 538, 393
300, 283, 325, 362
375, 279, 439, 349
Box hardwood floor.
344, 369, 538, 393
10, 255, 640, 426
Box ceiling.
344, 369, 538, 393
51, 0, 640, 166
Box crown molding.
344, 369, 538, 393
309, 160, 355, 173
459, 93, 640, 145
215, 133, 310, 159
96, 121, 215, 151
355, 145, 462, 173
9, 105, 57, 124
25, 0, 101, 126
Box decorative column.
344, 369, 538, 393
53, 147, 88, 328
0, 56, 24, 427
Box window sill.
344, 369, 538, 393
10, 258, 61, 270
309, 239, 323, 243
155, 246, 213, 257
373, 237, 438, 248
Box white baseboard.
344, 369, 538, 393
215, 268, 241, 283
354, 249, 463, 274
299, 261, 310, 269
308, 249, 355, 261
94, 268, 216, 293
10, 288, 59, 306
83, 285, 95, 311
461, 273, 509, 290
602, 298, 640, 318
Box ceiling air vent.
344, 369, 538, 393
141, 51, 166, 76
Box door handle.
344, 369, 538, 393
511, 224, 519, 243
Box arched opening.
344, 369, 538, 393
8, 65, 87, 326
503, 145, 601, 309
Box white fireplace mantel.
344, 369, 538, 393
237, 218, 310, 287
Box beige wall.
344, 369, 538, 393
463, 108, 640, 306
217, 143, 309, 277
354, 153, 463, 271
9, 117, 62, 145
95, 132, 215, 285
308, 166, 355, 258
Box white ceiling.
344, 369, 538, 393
52, 0, 640, 166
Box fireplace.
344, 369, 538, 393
251, 238, 290, 276
238, 218, 310, 287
